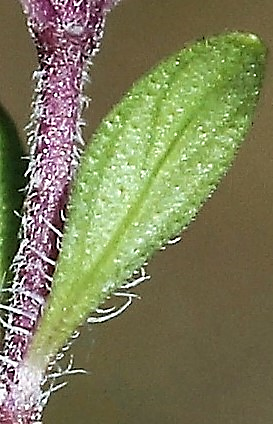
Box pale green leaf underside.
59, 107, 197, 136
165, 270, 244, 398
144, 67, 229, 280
29, 32, 266, 364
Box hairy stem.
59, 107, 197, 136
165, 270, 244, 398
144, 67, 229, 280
0, 1, 119, 422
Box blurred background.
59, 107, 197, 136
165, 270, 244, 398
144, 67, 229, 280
1, 1, 273, 423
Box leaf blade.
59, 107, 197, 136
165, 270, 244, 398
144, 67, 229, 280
28, 32, 266, 365
0, 105, 26, 290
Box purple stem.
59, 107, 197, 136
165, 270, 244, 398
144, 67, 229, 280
0, 1, 119, 422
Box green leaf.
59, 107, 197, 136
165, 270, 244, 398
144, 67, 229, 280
0, 105, 26, 290
28, 32, 266, 367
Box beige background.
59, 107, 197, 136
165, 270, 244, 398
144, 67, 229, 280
1, 1, 273, 423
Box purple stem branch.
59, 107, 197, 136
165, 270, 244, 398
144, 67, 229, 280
0, 1, 119, 422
